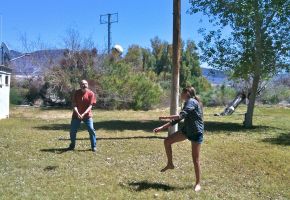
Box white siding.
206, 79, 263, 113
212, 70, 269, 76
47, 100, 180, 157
0, 71, 10, 119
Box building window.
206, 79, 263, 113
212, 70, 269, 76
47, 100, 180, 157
5, 75, 9, 86
0, 75, 2, 88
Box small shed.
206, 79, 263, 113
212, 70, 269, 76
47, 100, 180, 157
0, 42, 12, 119
0, 65, 12, 119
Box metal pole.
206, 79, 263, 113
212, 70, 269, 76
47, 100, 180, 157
100, 13, 118, 54
108, 14, 111, 54
0, 14, 2, 65
0, 14, 2, 43
169, 0, 181, 135
1, 46, 3, 65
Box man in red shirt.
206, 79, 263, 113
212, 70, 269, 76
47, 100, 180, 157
68, 80, 97, 152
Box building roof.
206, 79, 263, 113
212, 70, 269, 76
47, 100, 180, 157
0, 65, 12, 74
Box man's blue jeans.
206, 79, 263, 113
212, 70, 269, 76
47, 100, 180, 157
69, 118, 97, 149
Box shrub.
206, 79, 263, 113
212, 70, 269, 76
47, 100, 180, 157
10, 87, 28, 105
259, 85, 290, 104
100, 62, 162, 110
200, 84, 236, 106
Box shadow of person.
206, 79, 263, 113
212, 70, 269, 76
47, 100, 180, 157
123, 181, 191, 192
40, 148, 93, 154
40, 147, 73, 154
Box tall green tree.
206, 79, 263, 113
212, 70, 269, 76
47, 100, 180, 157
150, 36, 172, 77
124, 45, 143, 70
180, 39, 211, 92
124, 45, 155, 71
189, 0, 290, 127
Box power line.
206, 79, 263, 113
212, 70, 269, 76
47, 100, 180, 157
100, 13, 118, 54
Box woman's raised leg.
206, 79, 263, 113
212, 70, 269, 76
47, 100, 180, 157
161, 131, 187, 172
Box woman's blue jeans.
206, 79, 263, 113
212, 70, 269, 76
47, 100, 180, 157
69, 118, 97, 149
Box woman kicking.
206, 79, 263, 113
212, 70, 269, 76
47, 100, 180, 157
153, 86, 204, 192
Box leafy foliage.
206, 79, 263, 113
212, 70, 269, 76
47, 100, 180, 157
14, 29, 209, 109
190, 0, 289, 78
100, 62, 162, 110
10, 87, 28, 105
189, 0, 290, 127
44, 49, 99, 105
200, 84, 236, 106
259, 77, 290, 104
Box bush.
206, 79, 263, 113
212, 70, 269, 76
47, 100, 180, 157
259, 85, 290, 104
191, 76, 212, 93
130, 74, 163, 110
200, 84, 236, 106
10, 87, 28, 105
44, 49, 100, 106
100, 62, 162, 110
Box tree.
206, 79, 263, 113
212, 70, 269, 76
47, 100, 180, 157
180, 39, 211, 92
141, 48, 155, 71
150, 36, 172, 77
189, 0, 290, 127
124, 45, 155, 71
45, 49, 99, 105
124, 45, 143, 70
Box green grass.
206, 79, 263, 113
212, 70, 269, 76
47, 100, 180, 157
0, 106, 289, 200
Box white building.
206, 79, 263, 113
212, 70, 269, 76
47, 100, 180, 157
0, 65, 11, 119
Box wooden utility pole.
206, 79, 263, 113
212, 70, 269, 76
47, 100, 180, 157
169, 0, 181, 135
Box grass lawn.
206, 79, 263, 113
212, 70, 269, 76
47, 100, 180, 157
0, 105, 289, 200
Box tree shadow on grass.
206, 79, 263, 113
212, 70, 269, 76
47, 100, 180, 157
204, 121, 282, 133
35, 120, 161, 132
35, 120, 281, 135
58, 136, 165, 141
262, 133, 290, 146
122, 181, 191, 192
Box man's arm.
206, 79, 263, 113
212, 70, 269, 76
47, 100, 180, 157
72, 92, 82, 119
81, 105, 93, 118
73, 107, 82, 119
80, 92, 95, 118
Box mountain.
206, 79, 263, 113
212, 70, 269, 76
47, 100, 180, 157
9, 49, 228, 84
202, 68, 228, 85
10, 49, 66, 75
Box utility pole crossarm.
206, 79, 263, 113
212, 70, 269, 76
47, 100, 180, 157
100, 13, 118, 54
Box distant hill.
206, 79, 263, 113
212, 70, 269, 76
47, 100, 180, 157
9, 49, 228, 84
10, 49, 66, 75
201, 68, 228, 85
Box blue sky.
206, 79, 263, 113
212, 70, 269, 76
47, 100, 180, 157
1, 0, 215, 53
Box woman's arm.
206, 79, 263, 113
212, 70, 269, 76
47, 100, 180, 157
159, 115, 180, 121
153, 122, 171, 133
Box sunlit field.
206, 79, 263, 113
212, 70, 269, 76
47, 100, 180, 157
0, 106, 289, 200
